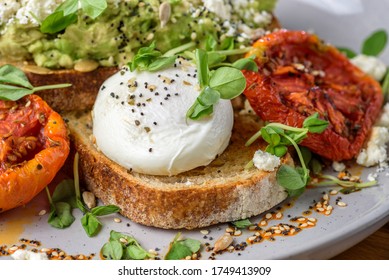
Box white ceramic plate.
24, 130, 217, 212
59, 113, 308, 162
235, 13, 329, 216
1, 0, 389, 260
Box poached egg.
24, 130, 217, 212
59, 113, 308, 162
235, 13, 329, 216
92, 60, 234, 176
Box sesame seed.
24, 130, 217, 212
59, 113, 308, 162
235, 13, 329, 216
200, 230, 209, 235
264, 232, 272, 237
248, 236, 256, 241
114, 218, 122, 223
337, 201, 347, 207
297, 217, 306, 222
234, 230, 242, 236
330, 190, 339, 195
38, 210, 47, 216
317, 207, 325, 212
308, 218, 317, 222
119, 238, 128, 244
135, 120, 140, 126
300, 223, 308, 228
225, 227, 234, 233
275, 212, 282, 219
260, 220, 267, 226
265, 213, 272, 219
149, 148, 153, 153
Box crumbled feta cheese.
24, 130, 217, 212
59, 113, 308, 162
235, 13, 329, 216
202, 0, 231, 20
12, 249, 48, 260
350, 54, 387, 81
0, 2, 22, 25
253, 11, 272, 25
253, 150, 281, 172
8, 0, 64, 26
332, 161, 346, 172
357, 126, 389, 167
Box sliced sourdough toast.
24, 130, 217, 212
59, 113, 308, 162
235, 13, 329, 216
64, 110, 293, 229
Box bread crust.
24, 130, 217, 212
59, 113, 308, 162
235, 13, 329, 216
65, 111, 292, 229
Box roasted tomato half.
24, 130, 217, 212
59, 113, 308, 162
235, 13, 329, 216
244, 30, 383, 161
0, 94, 69, 213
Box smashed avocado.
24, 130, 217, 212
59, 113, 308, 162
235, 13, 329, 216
0, 0, 277, 69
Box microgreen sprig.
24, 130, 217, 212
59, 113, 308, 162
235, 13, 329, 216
186, 49, 249, 120
338, 29, 388, 58
246, 113, 329, 196
311, 174, 378, 193
46, 152, 120, 237
164, 232, 201, 260
101, 230, 153, 260
0, 65, 71, 101
231, 218, 252, 229
128, 41, 196, 72
40, 0, 108, 34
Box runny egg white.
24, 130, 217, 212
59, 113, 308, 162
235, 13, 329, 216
92, 60, 234, 176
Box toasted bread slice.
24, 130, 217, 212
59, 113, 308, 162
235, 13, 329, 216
64, 110, 292, 229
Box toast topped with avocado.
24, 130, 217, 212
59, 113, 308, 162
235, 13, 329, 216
0, 0, 279, 111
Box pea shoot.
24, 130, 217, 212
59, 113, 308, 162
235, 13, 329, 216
0, 65, 71, 101
246, 113, 329, 196
46, 153, 120, 237
40, 0, 108, 34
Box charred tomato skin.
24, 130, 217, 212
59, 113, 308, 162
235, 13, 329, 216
0, 94, 69, 213
244, 30, 383, 161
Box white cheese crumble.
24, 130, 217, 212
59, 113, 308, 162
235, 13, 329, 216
350, 54, 387, 81
357, 126, 389, 167
253, 150, 281, 172
332, 161, 346, 172
12, 249, 48, 260
202, 0, 232, 20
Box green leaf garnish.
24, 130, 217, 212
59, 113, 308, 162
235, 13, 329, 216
0, 64, 33, 88
164, 233, 201, 260
81, 212, 102, 237
303, 112, 330, 133
101, 240, 123, 260
46, 180, 76, 229
232, 57, 259, 72
232, 219, 252, 228
209, 67, 246, 99
147, 56, 177, 72
91, 205, 120, 216
246, 113, 329, 196
79, 0, 108, 19
337, 47, 357, 59
47, 200, 75, 229
0, 65, 71, 101
382, 68, 389, 101
40, 11, 77, 34
101, 230, 152, 260
51, 179, 77, 208
40, 0, 108, 34
362, 29, 388, 56
195, 49, 210, 88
